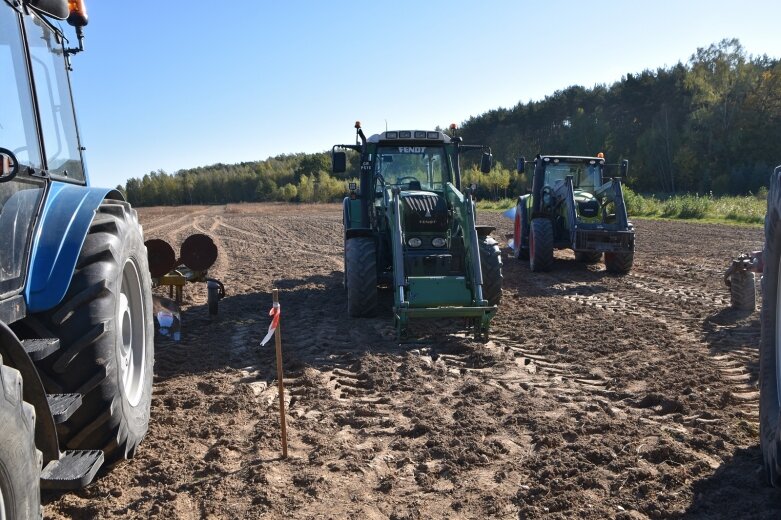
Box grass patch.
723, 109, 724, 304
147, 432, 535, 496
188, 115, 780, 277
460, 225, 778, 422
477, 188, 765, 226
625, 187, 765, 225
476, 198, 515, 210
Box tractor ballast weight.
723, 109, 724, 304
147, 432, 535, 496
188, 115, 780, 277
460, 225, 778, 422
0, 1, 155, 513
511, 154, 635, 274
333, 123, 502, 340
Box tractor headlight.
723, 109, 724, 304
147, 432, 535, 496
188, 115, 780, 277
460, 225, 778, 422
408, 237, 422, 248
431, 237, 447, 247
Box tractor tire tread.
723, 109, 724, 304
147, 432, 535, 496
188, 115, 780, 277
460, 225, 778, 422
32, 201, 153, 463
345, 237, 378, 317
0, 355, 42, 519
604, 251, 634, 274
530, 218, 554, 272
760, 165, 781, 485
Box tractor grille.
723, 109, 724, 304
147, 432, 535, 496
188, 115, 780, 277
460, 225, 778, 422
401, 193, 448, 232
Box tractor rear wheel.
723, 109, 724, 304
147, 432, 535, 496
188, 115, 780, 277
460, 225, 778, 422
760, 166, 781, 486
345, 237, 377, 317
604, 251, 634, 274
529, 218, 554, 272
479, 236, 503, 306
0, 356, 41, 520
513, 204, 529, 261
575, 251, 602, 264
33, 200, 154, 463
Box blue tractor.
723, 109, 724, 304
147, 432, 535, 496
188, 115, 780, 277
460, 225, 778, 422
0, 1, 154, 516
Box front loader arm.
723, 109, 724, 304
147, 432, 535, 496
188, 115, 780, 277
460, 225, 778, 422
389, 188, 407, 309
553, 176, 578, 246
445, 183, 486, 306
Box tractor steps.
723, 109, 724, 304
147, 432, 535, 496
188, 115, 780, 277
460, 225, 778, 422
41, 450, 104, 490
46, 393, 82, 423
21, 338, 60, 361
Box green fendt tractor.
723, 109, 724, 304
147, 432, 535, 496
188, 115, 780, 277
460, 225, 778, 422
511, 154, 635, 274
333, 123, 502, 340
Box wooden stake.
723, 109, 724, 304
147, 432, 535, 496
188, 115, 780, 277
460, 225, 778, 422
272, 289, 288, 458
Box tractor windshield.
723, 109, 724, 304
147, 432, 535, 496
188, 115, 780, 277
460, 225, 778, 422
375, 146, 448, 191
544, 161, 603, 191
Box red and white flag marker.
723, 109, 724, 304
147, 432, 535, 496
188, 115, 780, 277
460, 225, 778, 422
260, 302, 280, 347
263, 289, 287, 458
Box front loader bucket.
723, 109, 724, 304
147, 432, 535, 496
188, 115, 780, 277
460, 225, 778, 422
395, 276, 496, 341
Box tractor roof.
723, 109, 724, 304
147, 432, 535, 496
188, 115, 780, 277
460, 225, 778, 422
539, 155, 605, 164
368, 131, 451, 144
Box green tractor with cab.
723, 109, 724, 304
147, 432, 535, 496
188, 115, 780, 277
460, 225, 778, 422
510, 154, 635, 274
333, 123, 502, 340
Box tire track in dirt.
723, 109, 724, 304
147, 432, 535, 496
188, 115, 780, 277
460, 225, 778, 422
555, 270, 760, 425
143, 206, 212, 235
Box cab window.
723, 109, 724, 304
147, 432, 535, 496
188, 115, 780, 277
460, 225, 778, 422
25, 14, 85, 181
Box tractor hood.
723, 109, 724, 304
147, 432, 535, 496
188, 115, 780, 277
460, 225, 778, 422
399, 190, 448, 232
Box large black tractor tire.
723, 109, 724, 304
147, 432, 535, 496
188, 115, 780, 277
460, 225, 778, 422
345, 237, 377, 317
513, 204, 530, 261
529, 218, 554, 272
760, 166, 781, 485
479, 235, 503, 306
604, 251, 634, 274
33, 200, 154, 463
0, 355, 41, 520
575, 251, 602, 264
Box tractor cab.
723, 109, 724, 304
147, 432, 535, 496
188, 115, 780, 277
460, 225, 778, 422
368, 132, 456, 273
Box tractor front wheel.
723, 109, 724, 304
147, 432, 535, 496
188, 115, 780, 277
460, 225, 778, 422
345, 237, 377, 317
529, 218, 554, 272
34, 200, 154, 462
575, 251, 602, 264
0, 356, 41, 519
761, 166, 781, 485
604, 251, 634, 274
479, 235, 503, 306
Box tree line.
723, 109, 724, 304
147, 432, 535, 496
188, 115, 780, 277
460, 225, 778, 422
459, 38, 781, 195
122, 39, 781, 206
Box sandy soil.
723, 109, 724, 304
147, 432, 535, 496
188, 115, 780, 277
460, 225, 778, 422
43, 203, 778, 519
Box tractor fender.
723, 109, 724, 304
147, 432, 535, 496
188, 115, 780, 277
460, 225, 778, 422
0, 321, 59, 464
343, 196, 362, 231
25, 182, 124, 313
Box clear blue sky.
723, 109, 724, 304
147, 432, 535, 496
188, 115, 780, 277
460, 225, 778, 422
64, 1, 781, 189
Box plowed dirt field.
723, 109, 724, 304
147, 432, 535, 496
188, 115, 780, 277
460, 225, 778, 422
44, 203, 777, 519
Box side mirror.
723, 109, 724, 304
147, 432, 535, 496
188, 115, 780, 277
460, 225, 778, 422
332, 151, 347, 174
620, 159, 629, 177
517, 156, 525, 174
480, 153, 492, 174
0, 148, 19, 183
